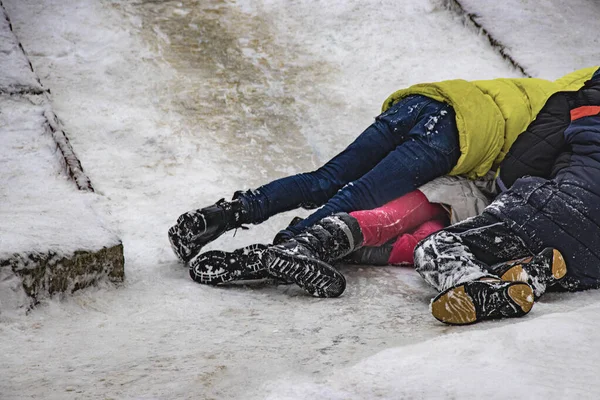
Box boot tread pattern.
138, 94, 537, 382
189, 244, 268, 285
169, 199, 246, 262
431, 280, 534, 325
498, 247, 567, 299
266, 248, 346, 298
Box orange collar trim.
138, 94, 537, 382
571, 106, 600, 121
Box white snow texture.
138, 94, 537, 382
1, 0, 599, 399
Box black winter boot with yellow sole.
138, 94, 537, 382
492, 247, 567, 299
430, 279, 534, 325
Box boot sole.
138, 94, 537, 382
170, 204, 240, 263
168, 225, 194, 263
500, 248, 567, 283
265, 248, 346, 298
551, 249, 567, 279
431, 281, 534, 325
169, 225, 229, 264
188, 244, 268, 285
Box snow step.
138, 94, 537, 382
0, 6, 44, 94
0, 6, 124, 318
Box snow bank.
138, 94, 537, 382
0, 5, 42, 93
0, 93, 123, 317
0, 5, 123, 317
263, 301, 600, 399
0, 96, 119, 257
449, 0, 600, 79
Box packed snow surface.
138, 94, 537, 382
0, 6, 41, 92
0, 9, 119, 318
456, 0, 600, 79
0, 96, 119, 258
1, 0, 599, 399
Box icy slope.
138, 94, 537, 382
1, 0, 599, 399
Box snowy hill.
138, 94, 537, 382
1, 0, 599, 399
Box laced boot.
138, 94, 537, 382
431, 279, 535, 325
265, 213, 363, 298
492, 247, 567, 299
168, 196, 249, 263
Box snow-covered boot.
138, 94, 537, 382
273, 216, 304, 245
168, 196, 250, 263
430, 279, 534, 325
492, 247, 567, 299
265, 213, 363, 298
188, 244, 270, 285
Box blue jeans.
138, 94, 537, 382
237, 95, 460, 235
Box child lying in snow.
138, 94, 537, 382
192, 67, 600, 328
168, 68, 597, 266
412, 67, 600, 324
169, 67, 600, 309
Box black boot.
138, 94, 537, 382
273, 216, 304, 245
168, 197, 249, 263
431, 279, 534, 325
265, 213, 364, 298
492, 247, 567, 299
188, 244, 269, 285
188, 243, 295, 286
342, 245, 394, 266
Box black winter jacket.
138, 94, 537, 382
486, 78, 600, 290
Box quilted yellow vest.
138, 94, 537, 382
381, 67, 598, 178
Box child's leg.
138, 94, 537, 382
387, 219, 447, 265
349, 190, 446, 247
239, 95, 449, 224
414, 213, 531, 292
288, 100, 459, 234
414, 213, 537, 325
346, 218, 445, 266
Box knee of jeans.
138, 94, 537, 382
309, 165, 340, 185
296, 169, 340, 202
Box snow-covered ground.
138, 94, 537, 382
455, 0, 600, 78
0, 94, 121, 315
1, 0, 599, 398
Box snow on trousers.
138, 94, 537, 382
414, 213, 541, 293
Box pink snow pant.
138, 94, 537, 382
349, 190, 447, 264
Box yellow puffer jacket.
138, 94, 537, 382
381, 67, 598, 178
